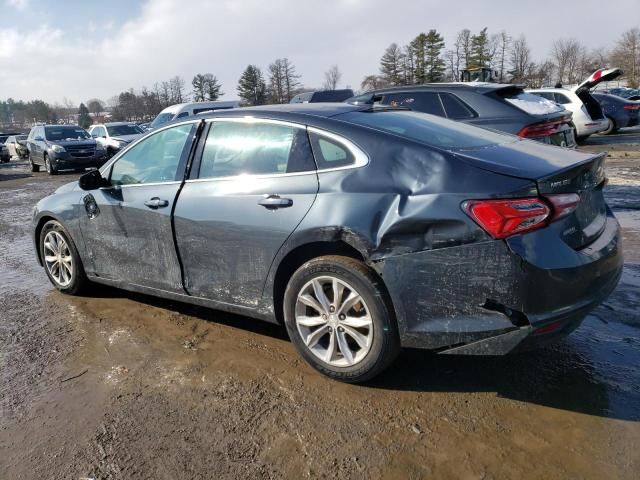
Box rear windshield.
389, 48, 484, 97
338, 110, 515, 149
150, 112, 176, 128
44, 126, 90, 141
501, 91, 563, 115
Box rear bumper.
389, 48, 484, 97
580, 119, 608, 136
373, 210, 623, 354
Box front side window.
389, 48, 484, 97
149, 112, 176, 128
110, 123, 194, 186
198, 121, 314, 179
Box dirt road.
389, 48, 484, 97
1, 133, 639, 479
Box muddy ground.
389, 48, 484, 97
1, 130, 639, 479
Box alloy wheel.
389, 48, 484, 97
295, 275, 373, 367
43, 231, 74, 287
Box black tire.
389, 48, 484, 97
44, 154, 57, 175
29, 154, 40, 172
39, 220, 88, 295
602, 116, 617, 135
283, 255, 400, 383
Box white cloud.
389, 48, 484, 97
5, 0, 29, 10
0, 0, 638, 104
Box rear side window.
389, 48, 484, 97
381, 92, 445, 117
198, 121, 314, 178
440, 93, 476, 119
308, 132, 356, 169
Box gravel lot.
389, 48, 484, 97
1, 129, 639, 479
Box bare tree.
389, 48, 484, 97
168, 76, 187, 104
268, 58, 301, 103
552, 38, 584, 84
360, 74, 388, 91
610, 27, 640, 88
510, 35, 531, 83
494, 31, 511, 82
323, 65, 342, 90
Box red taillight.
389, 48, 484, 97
623, 104, 640, 110
464, 194, 582, 239
463, 198, 550, 239
517, 122, 561, 138
545, 193, 580, 220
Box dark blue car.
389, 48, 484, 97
27, 124, 107, 175
592, 93, 640, 134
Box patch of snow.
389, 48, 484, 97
505, 93, 564, 115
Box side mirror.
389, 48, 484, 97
79, 169, 110, 191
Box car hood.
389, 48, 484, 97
450, 138, 598, 180
54, 180, 79, 195
574, 68, 623, 94
112, 134, 142, 143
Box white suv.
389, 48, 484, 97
88, 122, 145, 158
528, 68, 622, 141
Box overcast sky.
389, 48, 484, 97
0, 0, 638, 105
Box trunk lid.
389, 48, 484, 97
453, 141, 607, 249
575, 68, 623, 94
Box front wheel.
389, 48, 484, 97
44, 154, 57, 175
40, 220, 89, 295
283, 255, 400, 383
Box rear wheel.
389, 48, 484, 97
602, 116, 617, 135
29, 153, 40, 172
44, 154, 57, 175
40, 220, 89, 295
283, 255, 400, 383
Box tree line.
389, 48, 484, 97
367, 27, 639, 90
1, 27, 638, 128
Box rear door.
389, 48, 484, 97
173, 118, 318, 307
79, 122, 198, 292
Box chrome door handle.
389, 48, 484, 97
258, 194, 293, 210
144, 197, 169, 209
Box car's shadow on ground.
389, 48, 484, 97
84, 285, 638, 422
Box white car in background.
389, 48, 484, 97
528, 68, 622, 141
147, 100, 240, 131
88, 122, 145, 159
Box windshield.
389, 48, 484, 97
503, 92, 563, 115
150, 112, 176, 128
45, 126, 91, 141
338, 110, 515, 149
107, 124, 143, 136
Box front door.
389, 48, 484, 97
79, 122, 197, 293
173, 119, 319, 307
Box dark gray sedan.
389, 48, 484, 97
32, 104, 622, 382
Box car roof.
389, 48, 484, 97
194, 102, 368, 119
369, 82, 523, 94
102, 122, 137, 126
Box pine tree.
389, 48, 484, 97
237, 65, 267, 106
78, 103, 91, 129
380, 43, 404, 85
424, 29, 446, 82
470, 27, 491, 68
192, 74, 207, 102
410, 33, 428, 83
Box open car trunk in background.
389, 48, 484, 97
574, 68, 623, 122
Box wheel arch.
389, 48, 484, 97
34, 215, 61, 266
